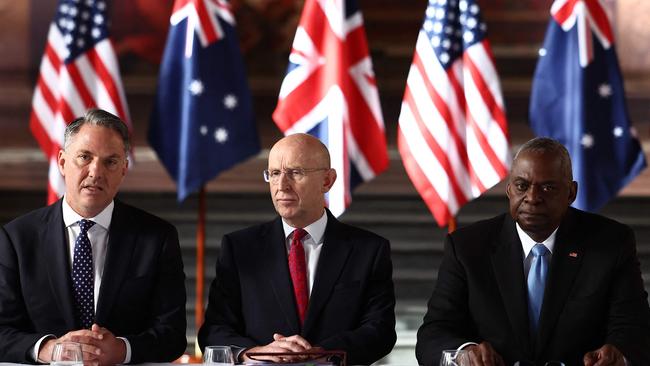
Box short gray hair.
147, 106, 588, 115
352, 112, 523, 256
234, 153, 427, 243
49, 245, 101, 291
63, 108, 131, 153
513, 137, 573, 180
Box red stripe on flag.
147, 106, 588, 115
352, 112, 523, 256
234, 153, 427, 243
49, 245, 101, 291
87, 47, 128, 121
413, 53, 471, 176
398, 127, 452, 226
66, 62, 96, 109
404, 87, 467, 208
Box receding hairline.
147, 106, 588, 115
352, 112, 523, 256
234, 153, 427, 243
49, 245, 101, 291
270, 133, 331, 168
63, 108, 131, 153
513, 137, 573, 180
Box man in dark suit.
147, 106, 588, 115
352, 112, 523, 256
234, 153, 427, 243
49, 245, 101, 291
0, 109, 187, 365
416, 137, 650, 366
198, 133, 396, 365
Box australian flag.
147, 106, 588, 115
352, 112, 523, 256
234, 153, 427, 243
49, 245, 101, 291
149, 0, 260, 201
530, 0, 646, 211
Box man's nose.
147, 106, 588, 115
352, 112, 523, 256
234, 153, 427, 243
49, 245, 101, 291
87, 158, 103, 177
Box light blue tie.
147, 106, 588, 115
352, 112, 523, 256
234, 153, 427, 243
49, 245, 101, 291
527, 243, 549, 333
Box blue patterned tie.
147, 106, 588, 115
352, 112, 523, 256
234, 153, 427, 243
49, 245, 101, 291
72, 219, 96, 329
527, 244, 549, 333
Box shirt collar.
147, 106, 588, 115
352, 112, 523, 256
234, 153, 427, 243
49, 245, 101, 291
62, 197, 114, 230
282, 210, 328, 245
516, 222, 558, 258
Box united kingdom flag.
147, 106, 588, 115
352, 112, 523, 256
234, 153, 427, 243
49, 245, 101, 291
273, 0, 389, 217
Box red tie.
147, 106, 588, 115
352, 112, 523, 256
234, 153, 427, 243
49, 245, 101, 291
289, 228, 309, 325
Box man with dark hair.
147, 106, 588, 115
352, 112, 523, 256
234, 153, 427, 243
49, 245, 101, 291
198, 133, 396, 365
0, 109, 187, 365
416, 137, 650, 366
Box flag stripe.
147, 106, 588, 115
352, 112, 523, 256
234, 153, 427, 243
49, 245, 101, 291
397, 0, 510, 227
30, 0, 131, 204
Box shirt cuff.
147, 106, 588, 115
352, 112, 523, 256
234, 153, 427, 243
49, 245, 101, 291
117, 337, 131, 363
458, 342, 478, 351
32, 334, 56, 363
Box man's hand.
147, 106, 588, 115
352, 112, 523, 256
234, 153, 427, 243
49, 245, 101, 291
38, 329, 103, 364
242, 333, 314, 363
37, 325, 126, 366
465, 342, 505, 366
583, 344, 626, 366
89, 324, 126, 366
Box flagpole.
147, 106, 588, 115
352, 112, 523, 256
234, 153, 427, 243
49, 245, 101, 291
448, 216, 457, 233
195, 186, 206, 357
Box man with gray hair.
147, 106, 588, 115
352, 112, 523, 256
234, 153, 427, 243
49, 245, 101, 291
0, 109, 187, 365
416, 137, 650, 365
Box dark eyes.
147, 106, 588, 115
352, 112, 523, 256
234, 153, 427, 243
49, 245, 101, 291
514, 182, 556, 193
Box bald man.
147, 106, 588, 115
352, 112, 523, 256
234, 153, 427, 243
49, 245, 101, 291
198, 134, 396, 365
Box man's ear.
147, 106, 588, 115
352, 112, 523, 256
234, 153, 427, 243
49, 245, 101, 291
568, 181, 578, 205
57, 149, 66, 176
322, 169, 337, 193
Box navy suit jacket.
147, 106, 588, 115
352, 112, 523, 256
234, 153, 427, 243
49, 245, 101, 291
416, 208, 650, 366
198, 210, 396, 365
0, 199, 187, 363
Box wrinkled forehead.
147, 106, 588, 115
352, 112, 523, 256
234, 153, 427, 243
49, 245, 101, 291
510, 150, 567, 182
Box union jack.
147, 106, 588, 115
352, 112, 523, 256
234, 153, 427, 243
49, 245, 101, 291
30, 0, 132, 204
551, 0, 613, 67
272, 0, 388, 217
170, 0, 235, 57
397, 0, 510, 227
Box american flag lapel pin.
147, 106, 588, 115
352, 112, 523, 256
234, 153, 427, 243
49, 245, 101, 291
569, 252, 578, 258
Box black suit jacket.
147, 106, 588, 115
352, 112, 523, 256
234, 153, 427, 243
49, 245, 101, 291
198, 210, 396, 365
416, 208, 650, 366
0, 199, 187, 363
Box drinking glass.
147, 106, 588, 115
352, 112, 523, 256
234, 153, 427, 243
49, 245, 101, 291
50, 341, 83, 366
439, 349, 472, 366
203, 346, 235, 366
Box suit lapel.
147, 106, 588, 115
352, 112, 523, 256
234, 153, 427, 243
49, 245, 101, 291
535, 209, 584, 357
491, 215, 533, 356
302, 212, 351, 337
44, 200, 77, 328
264, 217, 301, 334
95, 200, 137, 324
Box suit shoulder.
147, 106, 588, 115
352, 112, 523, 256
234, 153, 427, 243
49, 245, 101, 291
116, 200, 176, 231
571, 208, 629, 231
450, 214, 507, 242
336, 220, 388, 243
3, 204, 58, 233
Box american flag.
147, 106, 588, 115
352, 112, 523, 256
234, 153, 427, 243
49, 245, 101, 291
272, 0, 388, 217
30, 0, 132, 204
149, 0, 260, 201
530, 0, 646, 211
397, 0, 510, 227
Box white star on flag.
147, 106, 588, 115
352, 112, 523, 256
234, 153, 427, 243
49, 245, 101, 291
189, 79, 204, 96
223, 94, 238, 109
214, 127, 228, 143
598, 83, 612, 98
581, 133, 594, 148
200, 125, 208, 135
613, 126, 624, 137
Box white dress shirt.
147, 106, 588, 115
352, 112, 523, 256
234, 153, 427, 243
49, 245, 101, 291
281, 211, 328, 296
33, 198, 131, 363
516, 223, 557, 278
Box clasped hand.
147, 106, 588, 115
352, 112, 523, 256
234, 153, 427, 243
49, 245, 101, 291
465, 342, 625, 366
38, 324, 126, 366
242, 333, 323, 363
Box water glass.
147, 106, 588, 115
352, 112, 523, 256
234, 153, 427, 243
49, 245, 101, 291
439, 349, 472, 366
50, 341, 83, 366
203, 346, 235, 366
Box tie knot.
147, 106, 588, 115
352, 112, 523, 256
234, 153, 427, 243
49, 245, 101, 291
78, 219, 96, 233
292, 228, 307, 243
531, 244, 549, 257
